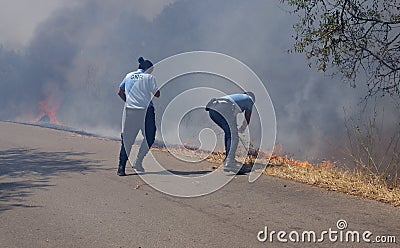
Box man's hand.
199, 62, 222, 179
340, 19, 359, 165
238, 125, 246, 133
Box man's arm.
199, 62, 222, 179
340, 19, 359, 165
239, 109, 252, 133
118, 88, 126, 102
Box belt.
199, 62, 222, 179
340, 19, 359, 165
214, 99, 232, 104
206, 98, 235, 111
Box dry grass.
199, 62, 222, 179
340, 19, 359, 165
153, 144, 400, 207
265, 164, 400, 207
263, 150, 400, 207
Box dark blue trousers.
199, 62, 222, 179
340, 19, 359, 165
208, 107, 238, 160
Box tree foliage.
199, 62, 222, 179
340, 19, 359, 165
282, 0, 400, 97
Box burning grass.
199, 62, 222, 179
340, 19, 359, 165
154, 144, 400, 207
261, 149, 400, 207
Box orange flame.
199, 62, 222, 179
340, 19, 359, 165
156, 142, 335, 170
16, 96, 62, 125
32, 96, 61, 125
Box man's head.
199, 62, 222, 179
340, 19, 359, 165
244, 91, 255, 102
138, 57, 154, 73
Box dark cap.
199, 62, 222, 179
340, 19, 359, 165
138, 57, 153, 71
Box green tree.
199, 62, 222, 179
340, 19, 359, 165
282, 0, 400, 97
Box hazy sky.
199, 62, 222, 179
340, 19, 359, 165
0, 0, 66, 46
0, 0, 172, 47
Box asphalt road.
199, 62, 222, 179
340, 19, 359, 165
0, 122, 399, 247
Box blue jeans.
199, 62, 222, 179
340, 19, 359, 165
119, 106, 156, 166
208, 106, 238, 161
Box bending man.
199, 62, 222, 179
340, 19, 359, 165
206, 92, 255, 172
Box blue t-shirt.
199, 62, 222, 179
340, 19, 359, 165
221, 94, 254, 112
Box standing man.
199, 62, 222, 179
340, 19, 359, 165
117, 57, 160, 176
206, 92, 255, 172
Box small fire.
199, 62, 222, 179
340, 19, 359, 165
16, 95, 62, 125
31, 96, 61, 125
157, 142, 334, 170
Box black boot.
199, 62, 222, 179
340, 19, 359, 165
117, 162, 126, 176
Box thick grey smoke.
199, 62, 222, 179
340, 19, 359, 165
0, 0, 398, 161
